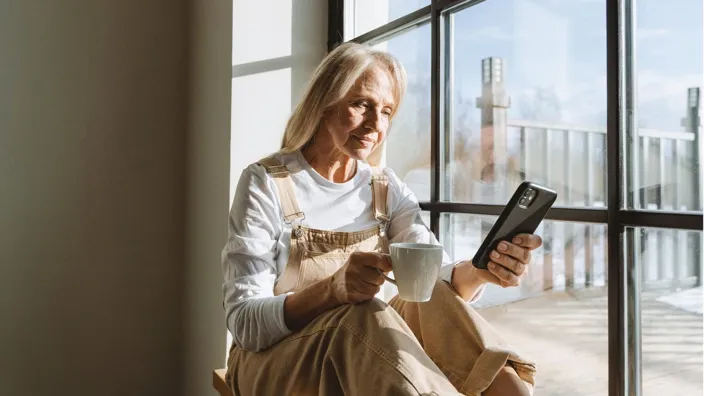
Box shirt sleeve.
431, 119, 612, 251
221, 164, 292, 352
384, 168, 484, 303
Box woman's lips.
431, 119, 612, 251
352, 135, 375, 146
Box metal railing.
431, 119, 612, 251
443, 83, 701, 292
502, 118, 701, 291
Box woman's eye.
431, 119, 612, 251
353, 101, 368, 108
382, 109, 392, 116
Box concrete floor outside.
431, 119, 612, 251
479, 286, 703, 396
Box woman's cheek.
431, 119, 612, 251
348, 112, 364, 128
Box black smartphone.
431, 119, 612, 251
472, 181, 558, 270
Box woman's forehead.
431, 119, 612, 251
350, 66, 396, 105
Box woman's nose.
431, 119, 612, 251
365, 110, 383, 131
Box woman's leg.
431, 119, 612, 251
226, 298, 462, 396
389, 280, 536, 396
483, 365, 532, 396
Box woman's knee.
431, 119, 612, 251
483, 365, 531, 396
338, 297, 391, 321
335, 298, 418, 341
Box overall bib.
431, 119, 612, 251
226, 156, 536, 396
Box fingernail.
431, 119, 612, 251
513, 237, 523, 244
491, 251, 500, 259
498, 243, 508, 251
489, 262, 496, 269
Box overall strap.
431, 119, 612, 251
370, 167, 390, 224
257, 156, 305, 224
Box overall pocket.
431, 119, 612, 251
295, 249, 349, 291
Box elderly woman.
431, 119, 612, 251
222, 42, 541, 396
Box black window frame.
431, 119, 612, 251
329, 1, 703, 395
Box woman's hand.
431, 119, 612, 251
330, 251, 392, 304
283, 252, 391, 332
478, 233, 543, 287
451, 233, 543, 300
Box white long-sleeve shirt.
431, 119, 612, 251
222, 150, 482, 352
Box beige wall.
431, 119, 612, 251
1, 0, 328, 394
182, 0, 232, 395
0, 1, 189, 395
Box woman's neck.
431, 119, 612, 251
301, 132, 357, 183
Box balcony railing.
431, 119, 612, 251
502, 118, 701, 292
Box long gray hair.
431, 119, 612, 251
280, 42, 407, 166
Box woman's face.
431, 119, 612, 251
321, 66, 396, 161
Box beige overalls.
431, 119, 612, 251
226, 156, 536, 396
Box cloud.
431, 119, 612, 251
590, 27, 671, 40
637, 70, 702, 130
638, 28, 670, 40
456, 26, 512, 42
638, 70, 701, 102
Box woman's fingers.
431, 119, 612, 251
359, 266, 385, 286
352, 281, 380, 297
350, 251, 392, 272
488, 262, 520, 286
512, 233, 543, 250
495, 241, 531, 265
490, 250, 526, 275
476, 235, 543, 289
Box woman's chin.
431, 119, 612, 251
342, 146, 374, 161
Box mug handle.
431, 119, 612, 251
376, 253, 396, 285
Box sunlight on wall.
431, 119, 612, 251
230, 69, 292, 204
351, 0, 389, 38
232, 0, 292, 65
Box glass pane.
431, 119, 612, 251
630, 227, 702, 395
445, 0, 607, 208
374, 23, 431, 201
442, 213, 608, 395
346, 0, 430, 39
626, 1, 703, 212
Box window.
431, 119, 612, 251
445, 0, 607, 208
627, 0, 703, 214
345, 0, 431, 39
630, 228, 702, 396
443, 213, 609, 394
334, 0, 703, 394
373, 23, 431, 200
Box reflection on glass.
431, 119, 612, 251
442, 213, 608, 395
374, 23, 431, 201
627, 0, 702, 213
347, 0, 430, 38
445, 0, 607, 207
631, 228, 703, 395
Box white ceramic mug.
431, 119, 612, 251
379, 242, 443, 302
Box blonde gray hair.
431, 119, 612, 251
280, 42, 407, 166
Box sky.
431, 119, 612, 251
378, 0, 703, 132
360, 0, 702, 205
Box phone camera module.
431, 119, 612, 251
519, 188, 536, 208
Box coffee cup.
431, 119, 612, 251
378, 242, 443, 302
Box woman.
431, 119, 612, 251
222, 42, 541, 396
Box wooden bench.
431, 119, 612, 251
213, 368, 233, 396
